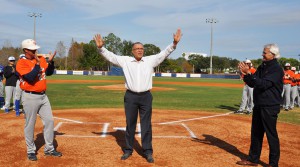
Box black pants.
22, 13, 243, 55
248, 105, 280, 167
123, 90, 153, 155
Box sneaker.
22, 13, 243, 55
234, 110, 244, 114
44, 150, 62, 157
146, 154, 154, 163
27, 153, 37, 161
0, 106, 5, 110
4, 108, 9, 113
284, 108, 289, 111
288, 107, 293, 110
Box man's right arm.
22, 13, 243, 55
3, 67, 14, 78
22, 65, 41, 84
98, 47, 125, 67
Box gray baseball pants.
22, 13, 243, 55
282, 84, 291, 109
14, 80, 22, 101
0, 82, 4, 97
239, 85, 254, 112
290, 85, 298, 108
22, 92, 54, 154
4, 86, 15, 109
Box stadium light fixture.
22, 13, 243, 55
28, 12, 42, 41
206, 18, 218, 74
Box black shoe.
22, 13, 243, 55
44, 150, 62, 157
146, 154, 154, 163
284, 108, 289, 111
121, 153, 132, 160
27, 153, 37, 161
234, 110, 244, 114
245, 111, 252, 115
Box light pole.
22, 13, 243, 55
28, 12, 42, 41
206, 18, 218, 74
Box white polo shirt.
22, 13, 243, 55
98, 44, 175, 93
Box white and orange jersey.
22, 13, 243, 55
16, 56, 48, 92
283, 70, 295, 84
241, 67, 256, 84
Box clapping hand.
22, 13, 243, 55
238, 62, 250, 75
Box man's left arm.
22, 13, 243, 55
45, 61, 55, 76
151, 28, 182, 67
45, 51, 56, 76
244, 69, 282, 90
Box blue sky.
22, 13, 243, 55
0, 0, 299, 61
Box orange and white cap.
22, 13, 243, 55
21, 39, 40, 50
245, 59, 251, 63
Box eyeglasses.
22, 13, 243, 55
133, 48, 144, 51
26, 49, 37, 53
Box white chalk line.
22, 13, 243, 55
181, 123, 197, 138
159, 112, 231, 125
101, 123, 110, 138
54, 122, 63, 131
53, 117, 83, 124
54, 113, 231, 139
56, 134, 190, 139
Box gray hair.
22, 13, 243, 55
264, 43, 280, 59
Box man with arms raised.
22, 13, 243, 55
94, 29, 181, 163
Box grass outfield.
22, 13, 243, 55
1, 75, 298, 125
43, 75, 300, 125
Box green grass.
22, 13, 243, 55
5, 75, 299, 125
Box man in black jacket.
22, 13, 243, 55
236, 44, 283, 167
3, 56, 18, 114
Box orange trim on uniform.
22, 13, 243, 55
243, 67, 256, 85
283, 70, 295, 84
16, 56, 48, 92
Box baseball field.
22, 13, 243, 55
1, 75, 299, 167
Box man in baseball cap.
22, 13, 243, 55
8, 56, 15, 61
2, 56, 18, 114
21, 39, 40, 50
17, 39, 61, 161
283, 62, 294, 111
235, 59, 256, 114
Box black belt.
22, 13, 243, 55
127, 90, 150, 95
24, 91, 46, 95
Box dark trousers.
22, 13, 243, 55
248, 105, 280, 167
124, 90, 153, 155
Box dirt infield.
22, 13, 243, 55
1, 108, 299, 167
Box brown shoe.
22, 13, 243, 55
236, 159, 258, 166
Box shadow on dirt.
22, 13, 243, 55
217, 104, 240, 111
35, 131, 64, 154
192, 134, 268, 166
92, 130, 145, 158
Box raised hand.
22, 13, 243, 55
48, 51, 56, 62
173, 28, 182, 46
94, 34, 105, 48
